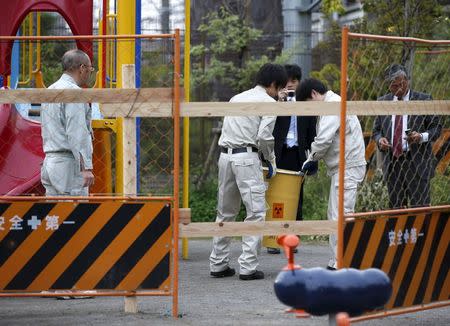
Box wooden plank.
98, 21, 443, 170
121, 65, 138, 314
179, 208, 191, 224
181, 100, 450, 117
0, 88, 447, 117
0, 88, 174, 103
179, 220, 338, 238
102, 100, 450, 118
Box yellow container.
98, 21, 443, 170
263, 168, 303, 248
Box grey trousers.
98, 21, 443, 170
41, 153, 88, 196
210, 151, 266, 275
327, 165, 366, 269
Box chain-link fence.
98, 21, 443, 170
0, 35, 178, 197
345, 35, 450, 213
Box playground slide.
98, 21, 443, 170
0, 103, 45, 195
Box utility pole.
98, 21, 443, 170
161, 0, 170, 33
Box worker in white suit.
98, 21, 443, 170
299, 78, 366, 270
41, 49, 94, 196
210, 63, 288, 280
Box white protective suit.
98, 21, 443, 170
210, 85, 276, 276
41, 73, 93, 196
307, 90, 366, 269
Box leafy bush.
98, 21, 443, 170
355, 169, 390, 212
302, 162, 330, 220
431, 167, 450, 206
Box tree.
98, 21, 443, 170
311, 0, 450, 102
191, 7, 289, 101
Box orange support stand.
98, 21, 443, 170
276, 235, 310, 319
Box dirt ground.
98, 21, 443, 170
0, 239, 448, 326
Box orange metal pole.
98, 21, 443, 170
0, 34, 175, 41
172, 29, 181, 318
0, 291, 172, 297
337, 26, 349, 270
351, 301, 450, 323
346, 205, 450, 219
0, 196, 173, 202
347, 32, 450, 44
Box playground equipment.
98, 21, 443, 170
274, 235, 392, 324
0, 103, 44, 195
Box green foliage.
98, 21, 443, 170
361, 0, 444, 38
189, 178, 247, 222
355, 169, 390, 212
431, 167, 450, 206
191, 7, 290, 99
189, 180, 219, 222
321, 0, 345, 16
310, 63, 341, 94
140, 51, 172, 87
302, 162, 330, 220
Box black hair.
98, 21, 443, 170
296, 78, 328, 101
255, 63, 288, 89
284, 64, 302, 81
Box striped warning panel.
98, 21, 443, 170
0, 200, 171, 292
343, 208, 449, 310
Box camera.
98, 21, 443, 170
287, 90, 295, 98
405, 128, 411, 135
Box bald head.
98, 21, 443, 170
62, 49, 90, 72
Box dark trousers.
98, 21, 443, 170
277, 145, 304, 220
387, 155, 431, 208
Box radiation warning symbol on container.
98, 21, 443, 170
272, 203, 284, 219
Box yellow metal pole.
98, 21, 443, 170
115, 1, 135, 194
116, 1, 135, 90
36, 12, 41, 70
182, 0, 191, 259
116, 117, 124, 193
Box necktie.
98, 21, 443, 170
393, 97, 403, 158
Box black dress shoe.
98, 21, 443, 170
326, 266, 337, 271
267, 247, 281, 254
239, 270, 264, 280
210, 267, 236, 278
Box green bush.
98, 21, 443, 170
355, 169, 390, 212
302, 162, 330, 220
431, 167, 450, 206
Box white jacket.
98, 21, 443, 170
309, 91, 366, 175
218, 85, 276, 161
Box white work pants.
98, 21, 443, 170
327, 165, 366, 269
41, 153, 88, 196
210, 151, 266, 275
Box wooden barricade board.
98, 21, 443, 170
343, 208, 449, 312
0, 199, 172, 292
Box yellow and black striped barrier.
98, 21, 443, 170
343, 208, 449, 311
0, 199, 171, 292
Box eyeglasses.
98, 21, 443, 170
81, 64, 95, 72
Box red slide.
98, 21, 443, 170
0, 103, 45, 195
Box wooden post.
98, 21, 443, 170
121, 64, 138, 313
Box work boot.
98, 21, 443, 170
239, 270, 264, 280
267, 247, 281, 254
210, 267, 235, 278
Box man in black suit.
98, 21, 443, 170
268, 64, 317, 254
372, 64, 441, 208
